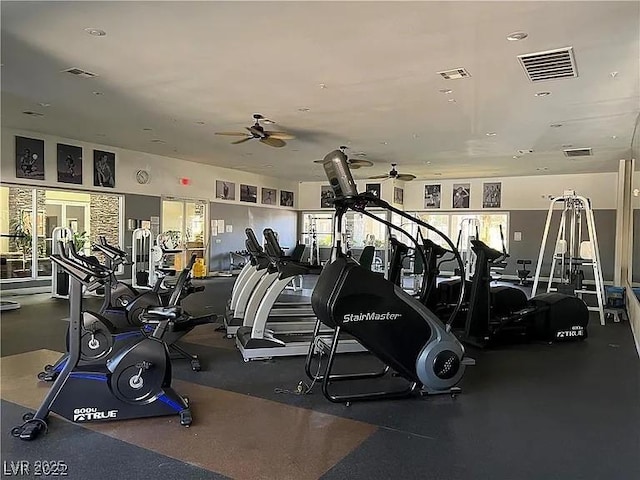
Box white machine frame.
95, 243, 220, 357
51, 227, 73, 299
532, 191, 606, 325
131, 227, 155, 289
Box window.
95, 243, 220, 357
0, 185, 123, 281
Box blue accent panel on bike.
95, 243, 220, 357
158, 393, 184, 411
114, 331, 144, 340
69, 372, 108, 382
54, 358, 68, 372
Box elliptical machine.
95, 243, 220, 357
12, 243, 192, 441
305, 149, 474, 404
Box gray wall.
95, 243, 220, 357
209, 203, 297, 271
503, 209, 616, 282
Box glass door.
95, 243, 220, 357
161, 198, 208, 275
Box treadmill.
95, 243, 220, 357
235, 229, 365, 361
224, 228, 314, 336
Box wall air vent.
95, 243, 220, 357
62, 67, 98, 78
518, 47, 577, 82
437, 68, 471, 80
563, 148, 592, 158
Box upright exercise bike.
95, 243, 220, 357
12, 243, 192, 441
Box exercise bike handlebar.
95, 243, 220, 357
53, 241, 110, 285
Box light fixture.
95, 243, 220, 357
610, 71, 618, 79
142, 128, 152, 131
319, 83, 327, 89
425, 161, 432, 165
92, 91, 103, 96
195, 121, 205, 125
439, 89, 453, 94
633, 188, 639, 197
506, 31, 528, 41
263, 164, 273, 168
612, 135, 617, 139
412, 134, 419, 139
535, 91, 551, 97
298, 107, 310, 112
486, 132, 497, 137
550, 123, 563, 128
151, 139, 166, 144
448, 98, 456, 103
84, 28, 106, 37
513, 155, 520, 159
380, 141, 388, 145
536, 167, 549, 171
38, 102, 51, 108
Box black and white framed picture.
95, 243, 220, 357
261, 188, 277, 205
240, 184, 257, 203
483, 182, 502, 208
280, 190, 294, 207
216, 180, 236, 200
453, 183, 471, 209
57, 143, 83, 184
365, 183, 381, 205
321, 185, 334, 208
15, 136, 45, 180
93, 150, 115, 188
424, 184, 441, 209
393, 186, 404, 205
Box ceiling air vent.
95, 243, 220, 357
62, 67, 98, 78
563, 147, 592, 158
437, 68, 471, 80
518, 47, 577, 82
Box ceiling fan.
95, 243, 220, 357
215, 114, 295, 147
313, 146, 374, 169
369, 163, 416, 181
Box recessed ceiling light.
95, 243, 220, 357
298, 107, 310, 112
486, 132, 497, 136
448, 98, 456, 103
506, 31, 528, 41
142, 128, 152, 131
536, 167, 549, 171
439, 89, 453, 94
195, 121, 205, 125
84, 28, 106, 36
610, 71, 618, 79
380, 141, 388, 145
151, 139, 165, 144
513, 155, 520, 159
535, 91, 551, 97
550, 123, 563, 128
38, 102, 51, 108
412, 134, 419, 139
425, 161, 432, 165
319, 83, 327, 89
22, 111, 44, 117
92, 91, 103, 96
263, 164, 273, 168
611, 135, 617, 139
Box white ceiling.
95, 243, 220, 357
1, 1, 639, 181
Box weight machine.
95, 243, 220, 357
51, 227, 73, 299
132, 227, 154, 289
532, 191, 606, 325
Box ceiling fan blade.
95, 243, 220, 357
215, 132, 248, 136
396, 174, 416, 181
368, 174, 390, 179
260, 137, 286, 148
265, 131, 295, 140
348, 159, 374, 169
231, 137, 253, 145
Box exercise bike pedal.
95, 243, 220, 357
190, 359, 201, 371
179, 409, 192, 427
